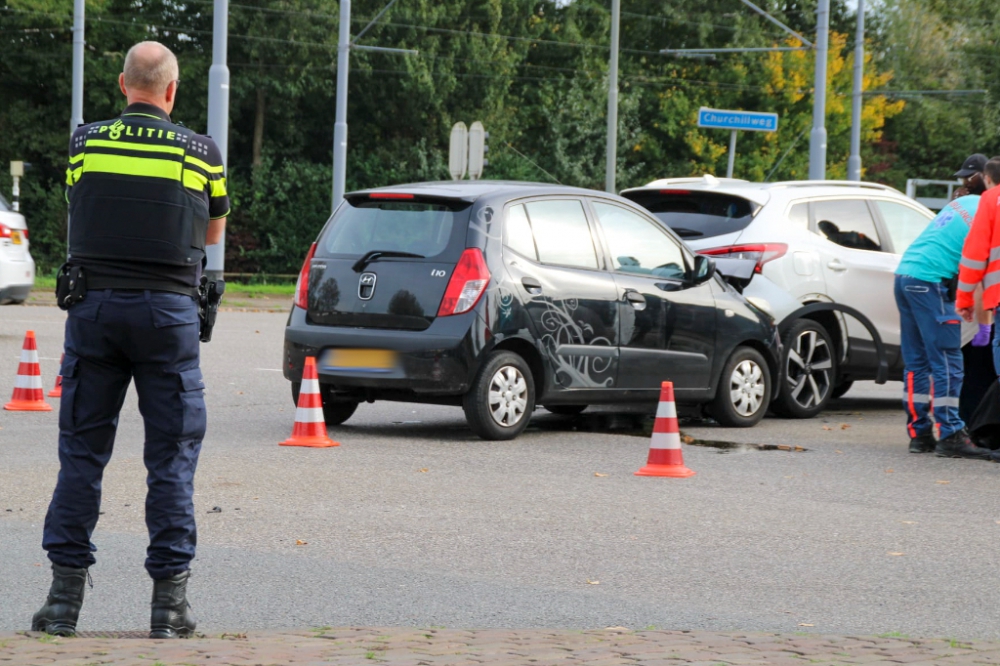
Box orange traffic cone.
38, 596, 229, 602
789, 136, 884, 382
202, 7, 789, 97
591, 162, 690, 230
635, 381, 694, 478
48, 353, 64, 398
280, 356, 339, 448
4, 331, 53, 412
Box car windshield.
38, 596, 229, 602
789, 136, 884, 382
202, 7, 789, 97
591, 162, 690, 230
622, 191, 758, 239
319, 200, 469, 259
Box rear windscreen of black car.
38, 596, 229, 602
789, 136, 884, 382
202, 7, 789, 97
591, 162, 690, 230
622, 191, 758, 240
318, 199, 471, 259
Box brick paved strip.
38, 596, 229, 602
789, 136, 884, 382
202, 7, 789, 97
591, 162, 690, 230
3, 629, 1000, 665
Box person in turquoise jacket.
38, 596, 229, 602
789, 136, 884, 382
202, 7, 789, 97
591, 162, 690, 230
895, 188, 993, 459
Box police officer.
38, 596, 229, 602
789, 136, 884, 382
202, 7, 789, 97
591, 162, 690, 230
32, 41, 229, 638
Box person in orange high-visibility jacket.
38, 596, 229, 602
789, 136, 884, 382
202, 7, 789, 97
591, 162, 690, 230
957, 158, 1000, 373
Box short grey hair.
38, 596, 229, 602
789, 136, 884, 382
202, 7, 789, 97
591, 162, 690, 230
122, 41, 178, 93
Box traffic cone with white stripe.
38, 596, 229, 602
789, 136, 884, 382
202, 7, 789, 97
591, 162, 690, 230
635, 381, 694, 478
4, 331, 53, 412
280, 356, 339, 448
48, 353, 64, 398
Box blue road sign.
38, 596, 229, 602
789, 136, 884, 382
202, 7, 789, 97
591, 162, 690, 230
698, 107, 778, 132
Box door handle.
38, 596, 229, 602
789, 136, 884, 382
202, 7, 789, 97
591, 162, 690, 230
827, 259, 847, 272
521, 277, 543, 294
624, 290, 647, 311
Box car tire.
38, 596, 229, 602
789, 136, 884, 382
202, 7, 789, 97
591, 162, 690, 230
544, 405, 587, 416
711, 346, 772, 428
831, 380, 854, 400
772, 319, 838, 419
290, 381, 359, 426
463, 351, 535, 441
320, 400, 359, 426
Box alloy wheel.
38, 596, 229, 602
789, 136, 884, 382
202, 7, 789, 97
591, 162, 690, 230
785, 329, 834, 409
488, 365, 529, 427
729, 359, 766, 417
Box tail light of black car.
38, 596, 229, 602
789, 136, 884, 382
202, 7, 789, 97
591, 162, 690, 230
699, 243, 787, 274
294, 242, 317, 310
437, 248, 490, 316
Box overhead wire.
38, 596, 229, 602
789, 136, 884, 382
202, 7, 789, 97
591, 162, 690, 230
1, 5, 989, 96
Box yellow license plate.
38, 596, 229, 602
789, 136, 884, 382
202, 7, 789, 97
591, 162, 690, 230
10, 230, 21, 245
321, 348, 397, 372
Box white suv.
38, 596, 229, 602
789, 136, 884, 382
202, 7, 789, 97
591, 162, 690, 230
0, 193, 35, 304
621, 177, 935, 418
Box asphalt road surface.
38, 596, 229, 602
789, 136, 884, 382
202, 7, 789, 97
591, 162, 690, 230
2, 306, 1000, 639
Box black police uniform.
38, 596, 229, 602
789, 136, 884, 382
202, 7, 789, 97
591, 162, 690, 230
37, 103, 228, 634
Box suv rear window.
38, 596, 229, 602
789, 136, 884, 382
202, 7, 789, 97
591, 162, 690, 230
0, 193, 10, 212
319, 199, 469, 259
622, 190, 757, 240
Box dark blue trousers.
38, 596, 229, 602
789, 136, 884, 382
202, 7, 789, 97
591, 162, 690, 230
894, 275, 964, 440
42, 290, 206, 580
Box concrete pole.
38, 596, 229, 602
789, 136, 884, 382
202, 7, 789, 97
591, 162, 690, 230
205, 0, 230, 281
846, 0, 865, 182
70, 0, 84, 131
808, 0, 829, 180
604, 0, 620, 194
726, 130, 737, 178
332, 0, 351, 213
68, 0, 85, 249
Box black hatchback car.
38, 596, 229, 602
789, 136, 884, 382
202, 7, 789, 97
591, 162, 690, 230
284, 181, 780, 440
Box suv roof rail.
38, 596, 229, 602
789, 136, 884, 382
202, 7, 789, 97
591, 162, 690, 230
763, 180, 901, 193
643, 175, 749, 188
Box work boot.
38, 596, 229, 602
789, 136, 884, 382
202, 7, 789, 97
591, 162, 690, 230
934, 428, 992, 460
31, 564, 88, 636
908, 433, 936, 453
149, 570, 197, 639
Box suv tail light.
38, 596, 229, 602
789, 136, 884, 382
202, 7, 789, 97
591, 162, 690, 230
294, 242, 317, 310
699, 243, 787, 273
437, 248, 490, 317
0, 223, 10, 238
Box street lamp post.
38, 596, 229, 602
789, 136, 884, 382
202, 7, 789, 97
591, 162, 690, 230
847, 0, 865, 182
604, 0, 620, 194
206, 0, 230, 281
71, 0, 84, 131
332, 0, 351, 213
808, 0, 830, 180
331, 0, 417, 213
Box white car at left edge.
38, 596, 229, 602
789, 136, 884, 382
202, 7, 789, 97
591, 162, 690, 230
0, 193, 35, 304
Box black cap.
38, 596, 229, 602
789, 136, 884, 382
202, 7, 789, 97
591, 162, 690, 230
955, 154, 988, 178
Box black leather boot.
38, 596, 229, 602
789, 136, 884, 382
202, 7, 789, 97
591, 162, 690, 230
935, 428, 992, 460
31, 564, 88, 636
149, 570, 197, 639
909, 433, 936, 453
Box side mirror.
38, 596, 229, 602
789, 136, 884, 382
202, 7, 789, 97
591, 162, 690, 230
691, 255, 715, 285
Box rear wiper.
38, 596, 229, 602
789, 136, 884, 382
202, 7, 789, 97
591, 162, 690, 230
671, 227, 703, 238
352, 250, 425, 272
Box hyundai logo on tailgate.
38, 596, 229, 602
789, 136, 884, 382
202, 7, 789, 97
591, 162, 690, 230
358, 272, 377, 300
